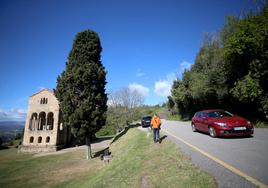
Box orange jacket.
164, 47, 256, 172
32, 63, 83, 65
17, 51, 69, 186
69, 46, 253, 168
150, 115, 161, 128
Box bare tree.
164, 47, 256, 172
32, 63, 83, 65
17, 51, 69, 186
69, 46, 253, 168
108, 87, 145, 128
108, 88, 144, 108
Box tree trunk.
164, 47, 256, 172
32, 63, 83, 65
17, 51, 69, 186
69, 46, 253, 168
86, 135, 92, 160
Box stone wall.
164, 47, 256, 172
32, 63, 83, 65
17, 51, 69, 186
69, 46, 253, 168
20, 89, 70, 153
18, 145, 63, 153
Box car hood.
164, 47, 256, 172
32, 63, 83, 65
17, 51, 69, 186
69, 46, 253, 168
212, 116, 248, 127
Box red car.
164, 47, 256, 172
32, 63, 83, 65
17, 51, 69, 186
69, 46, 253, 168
191, 109, 254, 137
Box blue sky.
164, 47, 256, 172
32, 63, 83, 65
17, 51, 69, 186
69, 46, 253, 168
0, 0, 257, 121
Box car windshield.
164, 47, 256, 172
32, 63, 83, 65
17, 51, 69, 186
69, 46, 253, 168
143, 116, 151, 120
208, 111, 233, 118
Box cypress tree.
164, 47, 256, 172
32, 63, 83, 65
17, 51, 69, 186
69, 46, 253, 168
55, 30, 107, 159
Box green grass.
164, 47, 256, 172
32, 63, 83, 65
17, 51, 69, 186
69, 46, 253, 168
254, 121, 268, 128
0, 129, 216, 188
0, 147, 103, 188
68, 129, 216, 188
166, 114, 182, 121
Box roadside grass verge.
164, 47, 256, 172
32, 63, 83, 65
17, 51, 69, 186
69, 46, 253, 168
166, 114, 191, 122
254, 121, 268, 128
166, 114, 182, 121
78, 128, 216, 188
0, 128, 216, 188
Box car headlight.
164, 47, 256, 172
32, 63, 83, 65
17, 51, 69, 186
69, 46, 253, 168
215, 122, 228, 127
247, 121, 254, 129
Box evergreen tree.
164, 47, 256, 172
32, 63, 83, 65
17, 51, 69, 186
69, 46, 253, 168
55, 30, 107, 159
171, 4, 268, 120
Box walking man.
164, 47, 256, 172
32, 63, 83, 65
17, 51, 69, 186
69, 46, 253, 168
150, 114, 161, 143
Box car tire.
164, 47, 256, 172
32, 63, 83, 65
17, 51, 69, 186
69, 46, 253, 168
191, 123, 197, 132
209, 126, 217, 137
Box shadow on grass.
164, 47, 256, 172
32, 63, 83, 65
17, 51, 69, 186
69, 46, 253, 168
93, 147, 110, 158
94, 136, 114, 143
0, 146, 9, 150
92, 123, 141, 159
111, 123, 141, 144
91, 136, 114, 159
159, 135, 167, 143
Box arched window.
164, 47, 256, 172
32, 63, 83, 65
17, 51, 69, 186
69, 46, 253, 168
46, 136, 50, 143
38, 136, 42, 143
29, 136, 34, 143
40, 98, 47, 104
47, 112, 54, 130
29, 113, 38, 130
38, 112, 46, 130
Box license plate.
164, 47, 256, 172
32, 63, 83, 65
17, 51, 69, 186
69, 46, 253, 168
234, 127, 246, 131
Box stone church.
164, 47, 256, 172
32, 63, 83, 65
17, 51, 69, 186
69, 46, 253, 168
19, 89, 71, 152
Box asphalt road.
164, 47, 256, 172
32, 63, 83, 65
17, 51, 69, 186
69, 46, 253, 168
160, 119, 268, 188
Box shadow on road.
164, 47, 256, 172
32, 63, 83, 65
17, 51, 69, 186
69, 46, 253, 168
195, 130, 254, 139
219, 135, 254, 139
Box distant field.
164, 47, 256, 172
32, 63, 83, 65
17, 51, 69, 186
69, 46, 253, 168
0, 121, 24, 142
0, 128, 216, 188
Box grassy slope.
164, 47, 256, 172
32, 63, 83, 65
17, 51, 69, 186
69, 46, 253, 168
63, 129, 216, 188
0, 148, 103, 188
0, 128, 216, 188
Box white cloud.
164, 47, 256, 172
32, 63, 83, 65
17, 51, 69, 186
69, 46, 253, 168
154, 73, 177, 97
128, 83, 149, 97
154, 81, 171, 97
0, 108, 27, 122
178, 61, 192, 77
136, 70, 145, 77
153, 61, 192, 97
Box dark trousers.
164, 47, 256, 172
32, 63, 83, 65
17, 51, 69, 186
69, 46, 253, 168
153, 128, 160, 142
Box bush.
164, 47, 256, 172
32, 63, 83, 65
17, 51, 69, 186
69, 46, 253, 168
254, 121, 268, 128
96, 125, 116, 136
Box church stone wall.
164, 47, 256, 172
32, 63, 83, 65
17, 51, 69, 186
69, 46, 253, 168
19, 89, 70, 153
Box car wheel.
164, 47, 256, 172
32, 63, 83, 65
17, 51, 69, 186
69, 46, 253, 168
191, 123, 197, 132
209, 126, 216, 137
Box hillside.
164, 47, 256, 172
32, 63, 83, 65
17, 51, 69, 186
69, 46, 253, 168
0, 127, 216, 188
0, 121, 24, 142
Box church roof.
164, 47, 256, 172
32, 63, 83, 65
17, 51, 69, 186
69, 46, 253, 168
30, 88, 54, 97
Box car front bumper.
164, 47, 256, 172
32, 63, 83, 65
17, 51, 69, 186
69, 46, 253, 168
217, 128, 254, 137
141, 122, 151, 127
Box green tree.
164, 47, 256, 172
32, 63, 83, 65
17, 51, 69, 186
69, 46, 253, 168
224, 5, 268, 118
171, 4, 268, 120
55, 30, 107, 159
167, 96, 175, 113
171, 33, 226, 119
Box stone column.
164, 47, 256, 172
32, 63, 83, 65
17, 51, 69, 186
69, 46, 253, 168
33, 116, 36, 131
46, 113, 48, 130
29, 117, 32, 131
38, 117, 41, 130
